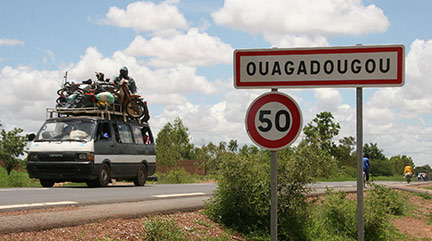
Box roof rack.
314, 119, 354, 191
46, 105, 130, 121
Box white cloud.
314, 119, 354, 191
101, 0, 187, 34
212, 0, 389, 46
141, 65, 219, 96
151, 87, 277, 147
125, 28, 233, 67
313, 88, 343, 113
266, 34, 329, 48
0, 66, 62, 132
367, 39, 432, 117
403, 39, 432, 102
0, 38, 24, 46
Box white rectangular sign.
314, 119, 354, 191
234, 45, 405, 88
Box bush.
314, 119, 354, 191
205, 153, 270, 237
367, 184, 407, 216
364, 198, 399, 241
277, 148, 314, 240
0, 167, 40, 187
308, 190, 356, 240
206, 149, 313, 240
309, 186, 405, 241
341, 166, 357, 178
142, 216, 186, 241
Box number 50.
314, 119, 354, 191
258, 110, 291, 132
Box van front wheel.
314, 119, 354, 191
134, 164, 147, 186
98, 164, 111, 187
87, 164, 111, 187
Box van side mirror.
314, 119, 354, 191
28, 133, 36, 141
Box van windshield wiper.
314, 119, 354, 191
35, 138, 88, 143
61, 138, 88, 142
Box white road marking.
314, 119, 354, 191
0, 201, 77, 210
0, 188, 50, 192
153, 192, 206, 198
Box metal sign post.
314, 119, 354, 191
270, 88, 278, 241
271, 150, 278, 241
356, 87, 364, 241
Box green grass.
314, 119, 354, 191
316, 175, 355, 182
154, 168, 211, 184
413, 192, 432, 200
370, 175, 405, 182
317, 175, 406, 182
142, 216, 187, 241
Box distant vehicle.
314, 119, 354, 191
27, 108, 156, 187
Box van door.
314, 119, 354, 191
112, 122, 136, 176
94, 121, 115, 162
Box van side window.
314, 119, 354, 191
97, 122, 111, 141
131, 126, 144, 144
113, 123, 133, 144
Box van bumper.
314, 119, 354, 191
27, 161, 99, 182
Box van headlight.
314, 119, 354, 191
28, 153, 39, 161
77, 152, 94, 161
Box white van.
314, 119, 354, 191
27, 110, 156, 187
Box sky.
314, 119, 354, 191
1, 0, 432, 166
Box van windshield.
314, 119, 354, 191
35, 119, 96, 142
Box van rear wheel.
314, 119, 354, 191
134, 164, 147, 186
40, 179, 55, 187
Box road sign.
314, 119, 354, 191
234, 44, 405, 89
245, 91, 302, 150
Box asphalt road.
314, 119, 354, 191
0, 183, 217, 211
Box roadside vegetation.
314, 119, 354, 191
1, 112, 432, 239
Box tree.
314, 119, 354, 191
228, 140, 238, 153
414, 164, 432, 176
303, 112, 340, 156
290, 139, 338, 179
362, 143, 391, 176
334, 136, 356, 168
239, 144, 260, 156
0, 128, 27, 175
155, 117, 194, 167
218, 141, 227, 152
363, 143, 386, 160
371, 159, 394, 177
390, 155, 415, 175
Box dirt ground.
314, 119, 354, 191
0, 210, 244, 241
1, 185, 432, 240
392, 184, 432, 240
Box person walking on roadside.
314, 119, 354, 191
363, 156, 370, 184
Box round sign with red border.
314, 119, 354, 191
245, 92, 302, 150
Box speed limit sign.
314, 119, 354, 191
245, 91, 302, 150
